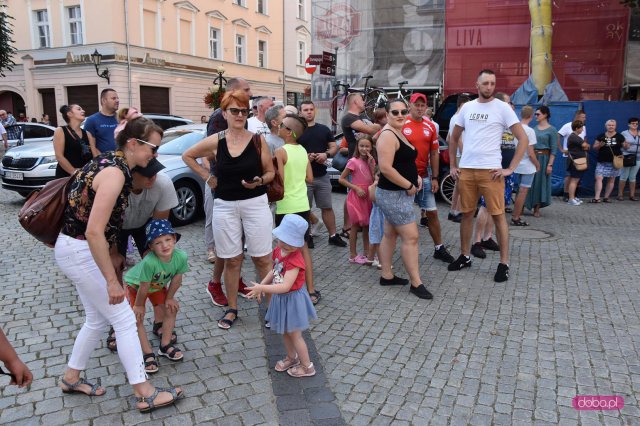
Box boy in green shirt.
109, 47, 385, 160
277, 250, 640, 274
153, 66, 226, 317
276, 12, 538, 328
125, 219, 189, 373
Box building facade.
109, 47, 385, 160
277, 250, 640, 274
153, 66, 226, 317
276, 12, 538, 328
0, 0, 311, 126
283, 0, 311, 107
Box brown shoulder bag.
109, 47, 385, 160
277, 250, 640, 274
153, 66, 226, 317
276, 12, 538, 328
252, 134, 284, 202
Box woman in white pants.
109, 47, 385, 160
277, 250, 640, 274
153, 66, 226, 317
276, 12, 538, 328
55, 116, 182, 413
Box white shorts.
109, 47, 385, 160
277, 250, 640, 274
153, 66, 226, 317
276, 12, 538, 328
213, 194, 273, 258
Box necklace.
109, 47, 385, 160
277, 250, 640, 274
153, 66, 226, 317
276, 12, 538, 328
227, 130, 243, 145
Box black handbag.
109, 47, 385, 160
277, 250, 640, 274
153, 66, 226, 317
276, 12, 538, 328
623, 134, 639, 167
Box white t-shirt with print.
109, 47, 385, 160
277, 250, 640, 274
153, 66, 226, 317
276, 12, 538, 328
558, 122, 586, 157
514, 125, 538, 175
247, 117, 270, 136
455, 99, 520, 169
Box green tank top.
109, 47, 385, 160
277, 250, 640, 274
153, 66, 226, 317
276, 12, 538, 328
276, 144, 310, 214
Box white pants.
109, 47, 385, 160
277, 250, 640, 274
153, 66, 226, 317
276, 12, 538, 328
55, 234, 147, 384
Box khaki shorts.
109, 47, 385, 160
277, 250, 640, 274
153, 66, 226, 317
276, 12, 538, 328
458, 168, 505, 215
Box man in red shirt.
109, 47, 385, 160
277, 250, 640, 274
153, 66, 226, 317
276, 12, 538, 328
403, 93, 454, 263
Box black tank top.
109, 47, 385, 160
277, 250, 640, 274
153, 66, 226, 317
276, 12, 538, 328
378, 129, 419, 191
55, 126, 92, 178
215, 134, 267, 201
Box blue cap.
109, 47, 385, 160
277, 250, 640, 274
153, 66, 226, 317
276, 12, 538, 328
145, 219, 181, 248
272, 214, 308, 248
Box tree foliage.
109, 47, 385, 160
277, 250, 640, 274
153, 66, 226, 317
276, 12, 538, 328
0, 5, 17, 77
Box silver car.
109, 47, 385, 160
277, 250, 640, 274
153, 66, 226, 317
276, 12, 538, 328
156, 124, 207, 226
5, 122, 56, 149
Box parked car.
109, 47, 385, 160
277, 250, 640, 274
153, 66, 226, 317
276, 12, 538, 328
433, 92, 478, 140
156, 124, 207, 226
0, 143, 57, 196
144, 114, 194, 131
5, 123, 56, 148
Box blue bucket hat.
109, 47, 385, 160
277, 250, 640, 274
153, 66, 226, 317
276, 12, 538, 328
272, 214, 308, 248
145, 219, 181, 248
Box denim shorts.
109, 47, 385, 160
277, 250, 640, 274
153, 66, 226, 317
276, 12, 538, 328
368, 204, 385, 245
375, 187, 415, 226
516, 173, 535, 188
414, 177, 437, 211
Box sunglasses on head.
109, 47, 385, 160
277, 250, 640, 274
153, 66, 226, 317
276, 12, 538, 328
135, 138, 159, 153
279, 122, 297, 138
228, 108, 250, 116
389, 109, 409, 117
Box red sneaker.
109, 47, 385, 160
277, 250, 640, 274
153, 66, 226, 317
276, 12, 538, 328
207, 281, 228, 307
238, 277, 251, 299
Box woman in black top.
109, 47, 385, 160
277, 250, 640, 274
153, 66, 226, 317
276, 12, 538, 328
591, 119, 630, 203
183, 90, 275, 330
566, 120, 590, 205
375, 100, 431, 300
53, 104, 92, 178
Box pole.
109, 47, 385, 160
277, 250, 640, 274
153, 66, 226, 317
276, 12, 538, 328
124, 0, 132, 105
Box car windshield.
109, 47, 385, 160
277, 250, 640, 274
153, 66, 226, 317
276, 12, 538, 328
157, 131, 205, 155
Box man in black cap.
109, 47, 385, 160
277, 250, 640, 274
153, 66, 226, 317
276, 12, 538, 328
107, 158, 179, 352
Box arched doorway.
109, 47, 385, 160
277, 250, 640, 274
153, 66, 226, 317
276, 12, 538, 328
0, 91, 26, 120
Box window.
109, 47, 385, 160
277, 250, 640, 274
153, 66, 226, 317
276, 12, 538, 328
257, 0, 267, 14
67, 6, 83, 45
233, 0, 246, 7
297, 0, 305, 19
258, 40, 267, 68
209, 27, 220, 59
236, 35, 246, 64
34, 10, 51, 48
297, 41, 306, 66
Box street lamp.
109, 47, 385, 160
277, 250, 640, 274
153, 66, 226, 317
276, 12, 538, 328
91, 49, 111, 85
214, 65, 227, 89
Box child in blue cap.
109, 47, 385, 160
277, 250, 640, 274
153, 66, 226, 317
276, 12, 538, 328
247, 214, 318, 377
124, 219, 189, 373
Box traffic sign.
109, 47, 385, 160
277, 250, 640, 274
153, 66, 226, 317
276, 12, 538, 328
304, 58, 317, 74
319, 63, 335, 76
322, 51, 336, 64
308, 54, 323, 65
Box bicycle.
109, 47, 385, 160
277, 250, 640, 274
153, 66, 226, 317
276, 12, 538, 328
362, 79, 412, 122
329, 80, 351, 126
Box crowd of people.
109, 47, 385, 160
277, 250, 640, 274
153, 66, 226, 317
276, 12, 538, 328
2, 71, 639, 414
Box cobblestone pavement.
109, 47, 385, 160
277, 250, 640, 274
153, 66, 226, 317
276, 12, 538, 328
1, 185, 639, 425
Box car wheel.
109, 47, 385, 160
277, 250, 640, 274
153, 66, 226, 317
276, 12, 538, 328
170, 180, 202, 226
439, 173, 456, 205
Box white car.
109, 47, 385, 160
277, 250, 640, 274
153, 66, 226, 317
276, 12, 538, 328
0, 143, 57, 196
5, 122, 56, 148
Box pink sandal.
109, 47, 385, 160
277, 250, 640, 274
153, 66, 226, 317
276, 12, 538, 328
275, 356, 300, 372
287, 362, 316, 378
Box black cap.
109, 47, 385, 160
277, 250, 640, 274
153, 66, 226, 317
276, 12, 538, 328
132, 158, 165, 178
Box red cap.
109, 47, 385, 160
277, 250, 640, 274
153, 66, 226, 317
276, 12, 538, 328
409, 93, 427, 104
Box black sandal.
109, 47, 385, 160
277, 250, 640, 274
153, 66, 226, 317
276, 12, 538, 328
589, 198, 601, 203
511, 218, 529, 227
137, 386, 184, 413
339, 228, 351, 239
158, 343, 183, 361
309, 291, 321, 305
152, 322, 178, 344
602, 198, 611, 203
106, 327, 117, 352
144, 353, 159, 373
61, 377, 105, 396
217, 309, 238, 330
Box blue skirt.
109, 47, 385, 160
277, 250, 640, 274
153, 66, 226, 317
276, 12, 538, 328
266, 287, 317, 334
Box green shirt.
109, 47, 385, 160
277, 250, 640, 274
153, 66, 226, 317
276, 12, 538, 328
124, 249, 189, 293
276, 144, 310, 214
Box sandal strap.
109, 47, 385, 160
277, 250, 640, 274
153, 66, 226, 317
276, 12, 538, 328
160, 344, 181, 358
137, 388, 160, 409
61, 377, 101, 396
152, 322, 163, 333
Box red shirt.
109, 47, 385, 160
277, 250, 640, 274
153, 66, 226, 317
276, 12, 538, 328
402, 116, 439, 177
272, 246, 306, 293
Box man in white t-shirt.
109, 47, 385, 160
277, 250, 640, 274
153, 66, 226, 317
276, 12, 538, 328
247, 96, 274, 136
557, 110, 587, 201
448, 69, 530, 282
511, 105, 540, 226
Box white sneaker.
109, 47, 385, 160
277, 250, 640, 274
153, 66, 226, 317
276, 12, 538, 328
310, 221, 325, 237
568, 198, 581, 206
371, 259, 381, 269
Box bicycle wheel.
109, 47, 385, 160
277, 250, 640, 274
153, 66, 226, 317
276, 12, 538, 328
329, 95, 345, 126
364, 89, 385, 122
439, 173, 456, 205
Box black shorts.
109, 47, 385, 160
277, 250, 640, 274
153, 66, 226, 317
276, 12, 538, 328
116, 224, 148, 257
274, 211, 311, 243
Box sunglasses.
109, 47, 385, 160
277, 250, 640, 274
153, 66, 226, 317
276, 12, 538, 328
227, 108, 250, 116
534, 112, 543, 116
135, 138, 159, 154
0, 366, 16, 382
390, 109, 409, 117
279, 122, 297, 138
